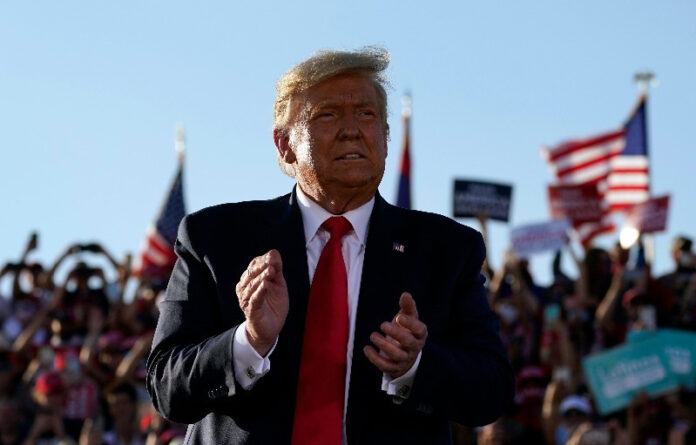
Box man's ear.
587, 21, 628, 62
273, 128, 296, 164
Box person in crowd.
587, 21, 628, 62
554, 395, 593, 444
489, 252, 541, 372
658, 236, 696, 330
594, 244, 634, 347
24, 371, 73, 445
0, 397, 29, 445
101, 382, 145, 445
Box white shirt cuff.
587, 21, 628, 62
381, 350, 422, 402
232, 322, 276, 390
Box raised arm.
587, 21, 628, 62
595, 266, 626, 327
45, 243, 82, 291
475, 213, 496, 280
564, 240, 590, 302
115, 331, 154, 383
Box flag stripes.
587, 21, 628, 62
134, 164, 186, 280
542, 96, 650, 246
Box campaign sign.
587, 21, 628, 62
548, 184, 603, 227
453, 180, 513, 222
582, 335, 680, 415
510, 219, 570, 258
656, 330, 696, 388
627, 329, 696, 388
624, 195, 670, 234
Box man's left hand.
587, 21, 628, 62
363, 292, 428, 378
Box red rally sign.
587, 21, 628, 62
624, 195, 670, 234
548, 184, 604, 227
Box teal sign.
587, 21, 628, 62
582, 329, 696, 415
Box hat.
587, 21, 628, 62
622, 288, 640, 307
560, 395, 592, 416
621, 288, 651, 307
517, 365, 547, 381
34, 372, 65, 395
514, 365, 548, 404
53, 348, 79, 372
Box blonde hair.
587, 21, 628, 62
273, 47, 390, 176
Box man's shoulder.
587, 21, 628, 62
186, 194, 291, 226
385, 202, 481, 241
382, 203, 486, 266
176, 194, 292, 245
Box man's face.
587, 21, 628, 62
108, 393, 136, 422
281, 73, 388, 208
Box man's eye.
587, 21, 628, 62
358, 110, 376, 118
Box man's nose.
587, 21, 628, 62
338, 113, 360, 139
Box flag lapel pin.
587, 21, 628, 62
392, 242, 405, 253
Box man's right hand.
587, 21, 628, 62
235, 249, 289, 356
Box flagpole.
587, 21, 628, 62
633, 71, 657, 267
395, 92, 412, 209
175, 123, 186, 166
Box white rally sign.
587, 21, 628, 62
510, 219, 570, 257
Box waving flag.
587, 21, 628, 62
606, 97, 649, 211
542, 96, 650, 246
395, 94, 412, 209
134, 163, 185, 280
134, 129, 187, 280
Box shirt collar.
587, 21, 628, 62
295, 185, 374, 246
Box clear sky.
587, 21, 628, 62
2, 1, 695, 288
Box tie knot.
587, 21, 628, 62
321, 216, 353, 240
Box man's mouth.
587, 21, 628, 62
337, 153, 364, 160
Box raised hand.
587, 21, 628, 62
235, 249, 289, 356
364, 292, 428, 378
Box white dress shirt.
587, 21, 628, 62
232, 186, 421, 434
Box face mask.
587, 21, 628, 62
678, 252, 695, 268
64, 356, 82, 384
498, 303, 519, 324
555, 424, 569, 445
637, 305, 657, 330
556, 422, 581, 445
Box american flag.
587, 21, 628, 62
606, 97, 649, 211
542, 96, 649, 246
134, 163, 186, 280
395, 94, 412, 209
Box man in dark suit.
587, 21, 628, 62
147, 47, 514, 444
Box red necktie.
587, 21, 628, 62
292, 216, 352, 445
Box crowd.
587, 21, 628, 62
0, 235, 185, 445
1, 225, 694, 445
469, 217, 696, 445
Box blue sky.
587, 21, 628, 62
2, 1, 695, 288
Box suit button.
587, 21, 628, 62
417, 402, 433, 414
209, 385, 226, 399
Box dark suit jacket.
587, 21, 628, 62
146, 190, 514, 444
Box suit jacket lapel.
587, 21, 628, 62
263, 190, 311, 383
347, 193, 410, 435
